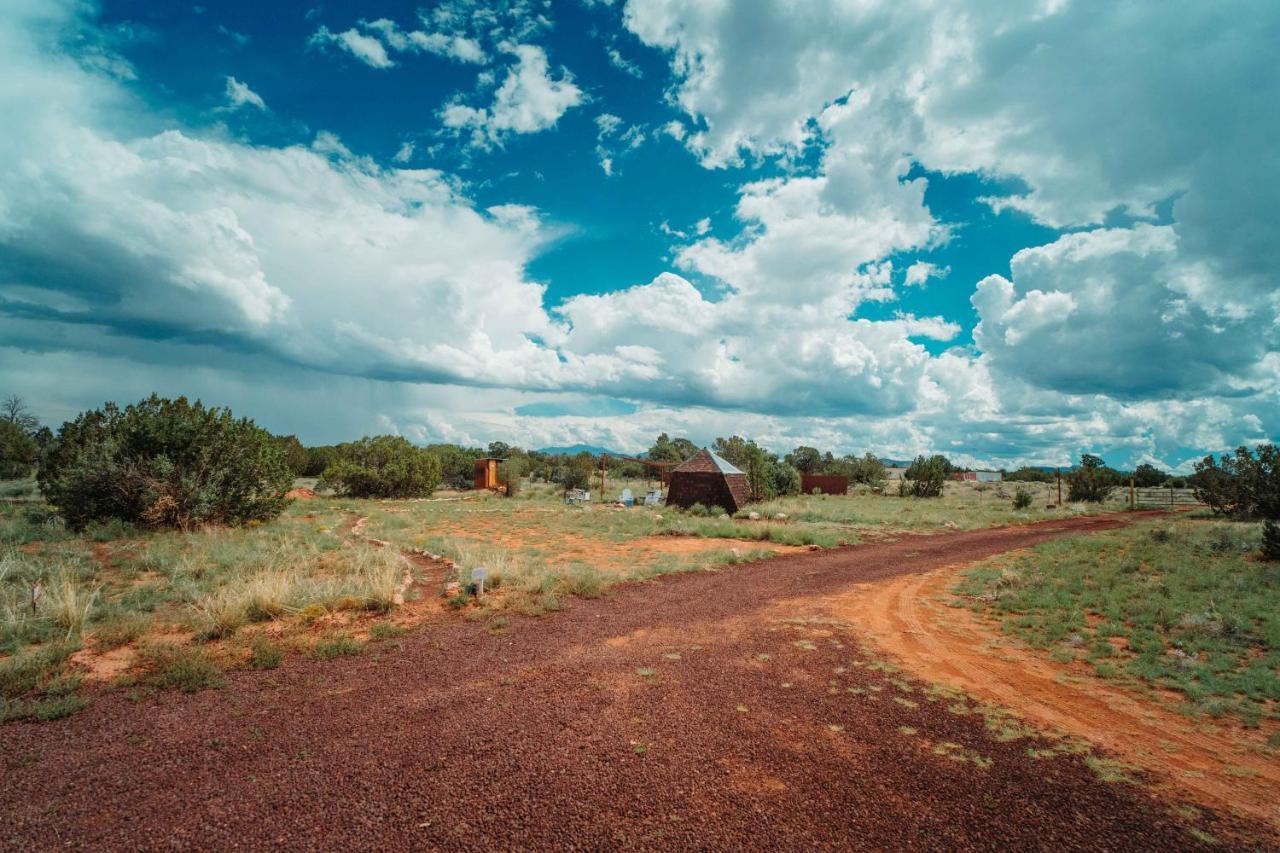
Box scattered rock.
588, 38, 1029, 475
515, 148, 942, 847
443, 582, 461, 598
773, 513, 788, 521
285, 487, 317, 499
747, 511, 761, 521
718, 513, 730, 520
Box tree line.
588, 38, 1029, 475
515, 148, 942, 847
2, 394, 1275, 556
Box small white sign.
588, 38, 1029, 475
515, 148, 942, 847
471, 566, 487, 595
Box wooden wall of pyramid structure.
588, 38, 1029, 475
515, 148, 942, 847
665, 448, 752, 515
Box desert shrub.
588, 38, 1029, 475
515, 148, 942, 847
0, 506, 67, 546
846, 453, 887, 489
94, 612, 150, 649
0, 641, 77, 699
1006, 467, 1054, 483
784, 445, 823, 474
899, 455, 948, 498
1132, 463, 1168, 487
248, 637, 284, 670
427, 443, 484, 489
137, 641, 225, 692
1012, 486, 1034, 510
310, 635, 363, 660
1262, 520, 1280, 562
369, 621, 406, 640
84, 518, 137, 542
273, 435, 310, 477
712, 436, 800, 500
1066, 454, 1119, 502
190, 587, 248, 641
302, 445, 338, 477
38, 395, 292, 530
769, 462, 802, 499
558, 567, 603, 598
498, 457, 525, 498
552, 452, 595, 492
1192, 445, 1280, 520
320, 435, 442, 498
0, 419, 39, 479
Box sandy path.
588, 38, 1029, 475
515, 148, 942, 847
829, 560, 1280, 831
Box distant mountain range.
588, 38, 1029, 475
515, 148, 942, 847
536, 444, 631, 458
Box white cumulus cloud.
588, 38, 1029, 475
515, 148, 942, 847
308, 26, 394, 69
441, 44, 583, 145
223, 75, 265, 111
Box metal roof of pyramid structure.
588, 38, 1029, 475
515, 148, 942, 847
671, 448, 745, 476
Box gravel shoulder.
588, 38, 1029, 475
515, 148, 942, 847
3, 511, 1269, 851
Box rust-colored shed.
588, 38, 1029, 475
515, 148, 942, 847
801, 474, 848, 495
665, 448, 751, 515
473, 458, 501, 490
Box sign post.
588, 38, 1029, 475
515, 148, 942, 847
471, 566, 487, 597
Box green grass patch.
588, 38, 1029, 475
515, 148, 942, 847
1, 691, 91, 722
247, 637, 284, 670
137, 642, 225, 692
369, 621, 407, 640
957, 520, 1279, 725
309, 635, 364, 660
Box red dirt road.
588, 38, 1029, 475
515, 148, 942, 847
1, 512, 1268, 850
827, 559, 1280, 831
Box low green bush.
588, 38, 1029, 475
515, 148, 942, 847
369, 622, 406, 640
137, 642, 225, 692
39, 395, 292, 530
320, 436, 442, 499
1263, 520, 1280, 562
309, 635, 364, 660
899, 455, 948, 498
1066, 454, 1119, 502
248, 637, 284, 670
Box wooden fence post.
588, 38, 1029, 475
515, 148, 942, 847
1056, 468, 1063, 506
1129, 478, 1135, 509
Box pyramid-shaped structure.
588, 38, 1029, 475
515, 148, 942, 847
666, 448, 752, 514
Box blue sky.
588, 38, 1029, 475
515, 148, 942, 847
1, 0, 1276, 470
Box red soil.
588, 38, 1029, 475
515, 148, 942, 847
2, 511, 1270, 850
827, 559, 1280, 831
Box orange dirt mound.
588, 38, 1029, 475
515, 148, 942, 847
286, 488, 318, 499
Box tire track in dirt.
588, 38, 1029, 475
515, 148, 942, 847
827, 558, 1280, 832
